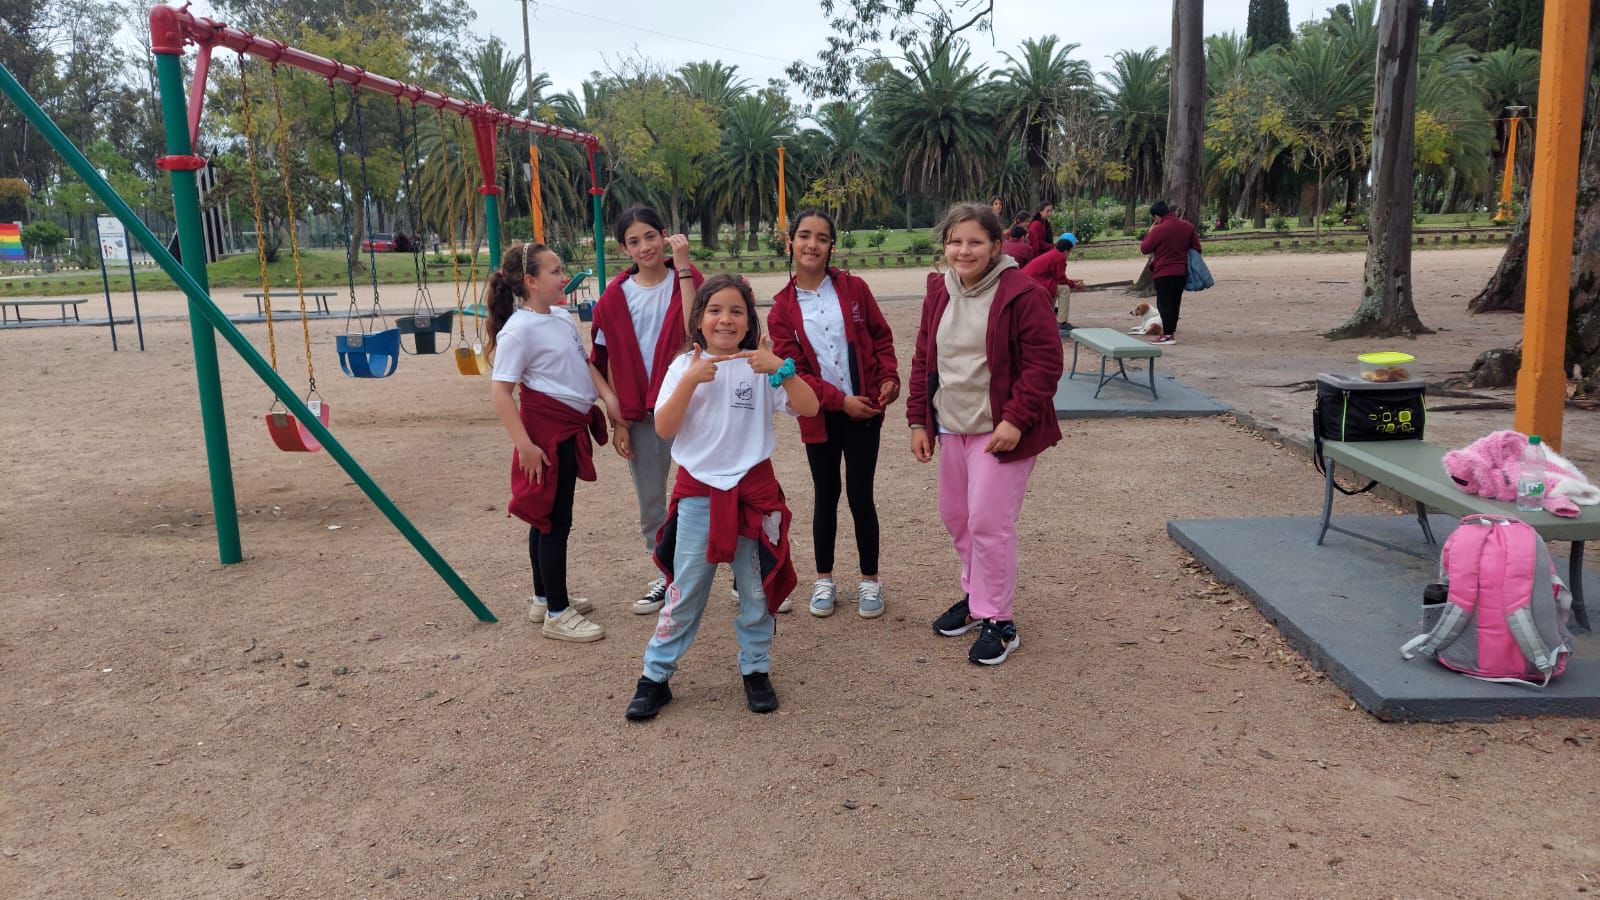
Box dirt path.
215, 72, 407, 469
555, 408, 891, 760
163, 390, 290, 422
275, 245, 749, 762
2, 250, 1598, 898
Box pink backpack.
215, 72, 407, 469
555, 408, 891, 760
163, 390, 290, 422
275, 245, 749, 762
1401, 515, 1573, 686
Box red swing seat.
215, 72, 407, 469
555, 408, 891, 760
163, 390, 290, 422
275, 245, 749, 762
264, 400, 331, 453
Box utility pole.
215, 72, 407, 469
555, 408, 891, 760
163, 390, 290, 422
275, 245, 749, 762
520, 0, 544, 243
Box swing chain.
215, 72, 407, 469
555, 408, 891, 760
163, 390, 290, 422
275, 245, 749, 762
395, 95, 432, 317
237, 53, 279, 374
269, 63, 317, 393
328, 79, 361, 334
351, 85, 387, 330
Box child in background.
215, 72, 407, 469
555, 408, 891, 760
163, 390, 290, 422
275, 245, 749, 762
1001, 225, 1035, 265
589, 206, 704, 615
768, 209, 899, 619
1026, 202, 1055, 258
1020, 232, 1086, 327
624, 275, 820, 720
487, 243, 625, 643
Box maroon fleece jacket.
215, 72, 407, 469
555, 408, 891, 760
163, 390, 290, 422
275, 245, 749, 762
906, 267, 1064, 463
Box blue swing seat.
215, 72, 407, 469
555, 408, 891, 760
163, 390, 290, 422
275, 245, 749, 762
337, 328, 402, 378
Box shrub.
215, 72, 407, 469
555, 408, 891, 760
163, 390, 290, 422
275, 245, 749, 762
766, 229, 788, 256
866, 227, 888, 249
1271, 212, 1290, 234
840, 230, 857, 250
907, 235, 934, 254
455, 252, 473, 264
429, 253, 451, 265
726, 241, 742, 259
1070, 208, 1103, 245
691, 245, 715, 261
0, 178, 29, 222
502, 216, 533, 241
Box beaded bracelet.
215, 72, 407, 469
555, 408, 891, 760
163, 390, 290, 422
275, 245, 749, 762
768, 357, 796, 388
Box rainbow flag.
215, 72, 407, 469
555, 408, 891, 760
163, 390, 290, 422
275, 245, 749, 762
0, 223, 22, 262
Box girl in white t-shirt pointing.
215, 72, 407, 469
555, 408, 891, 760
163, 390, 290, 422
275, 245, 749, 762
624, 275, 820, 721
487, 243, 625, 645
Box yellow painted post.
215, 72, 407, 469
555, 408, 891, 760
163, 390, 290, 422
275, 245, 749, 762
527, 143, 544, 244
1494, 110, 1523, 223
776, 142, 788, 240
1513, 1, 1590, 451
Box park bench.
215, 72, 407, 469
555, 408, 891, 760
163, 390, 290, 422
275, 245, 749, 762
1, 297, 88, 324
243, 289, 335, 317
1066, 327, 1163, 399
1318, 437, 1600, 631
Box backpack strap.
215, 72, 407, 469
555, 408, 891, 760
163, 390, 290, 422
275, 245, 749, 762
1499, 522, 1567, 686
1401, 518, 1487, 659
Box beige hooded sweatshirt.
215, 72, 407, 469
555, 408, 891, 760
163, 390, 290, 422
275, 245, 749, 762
933, 256, 1017, 434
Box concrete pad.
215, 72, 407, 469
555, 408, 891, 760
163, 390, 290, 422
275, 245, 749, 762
1167, 515, 1600, 721
1053, 365, 1231, 419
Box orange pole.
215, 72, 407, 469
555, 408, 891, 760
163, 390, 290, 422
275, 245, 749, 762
1513, 1, 1589, 451
776, 143, 787, 240
1494, 114, 1521, 223
527, 142, 544, 244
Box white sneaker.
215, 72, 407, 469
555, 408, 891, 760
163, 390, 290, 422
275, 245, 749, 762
541, 609, 605, 643
776, 596, 793, 613
633, 577, 667, 615
529, 595, 594, 622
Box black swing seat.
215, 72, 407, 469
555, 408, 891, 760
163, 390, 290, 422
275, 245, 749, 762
397, 309, 456, 355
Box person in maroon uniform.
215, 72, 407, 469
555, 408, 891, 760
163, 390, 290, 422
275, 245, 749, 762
1025, 203, 1054, 259
1137, 201, 1201, 344
1001, 225, 1035, 265
1020, 233, 1086, 327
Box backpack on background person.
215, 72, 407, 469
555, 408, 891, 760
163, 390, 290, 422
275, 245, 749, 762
1401, 515, 1574, 686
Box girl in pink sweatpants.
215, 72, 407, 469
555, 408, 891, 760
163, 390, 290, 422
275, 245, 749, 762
907, 202, 1064, 666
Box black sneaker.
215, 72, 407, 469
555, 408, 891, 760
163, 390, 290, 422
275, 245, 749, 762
624, 676, 672, 720
932, 594, 980, 636
968, 619, 1020, 666
742, 672, 780, 713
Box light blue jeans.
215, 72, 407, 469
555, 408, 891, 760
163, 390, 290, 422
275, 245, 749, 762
642, 496, 774, 682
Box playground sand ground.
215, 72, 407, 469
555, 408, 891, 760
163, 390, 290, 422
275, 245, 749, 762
3, 248, 1599, 898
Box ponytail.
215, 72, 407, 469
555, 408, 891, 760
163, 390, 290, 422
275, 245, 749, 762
485, 242, 550, 363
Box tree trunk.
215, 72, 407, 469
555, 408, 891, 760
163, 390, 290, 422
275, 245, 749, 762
1328, 0, 1431, 340
1297, 180, 1317, 226
349, 200, 367, 275
1163, 0, 1206, 227
668, 174, 682, 236
1469, 217, 1531, 313
1253, 171, 1269, 228
747, 204, 760, 252
700, 207, 719, 251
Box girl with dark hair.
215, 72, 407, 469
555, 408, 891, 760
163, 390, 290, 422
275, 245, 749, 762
488, 243, 625, 643
1026, 202, 1055, 259
624, 275, 820, 721
589, 205, 705, 616
907, 202, 1063, 667
768, 209, 899, 619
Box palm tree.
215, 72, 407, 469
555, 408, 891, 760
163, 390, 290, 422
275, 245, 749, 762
1414, 27, 1493, 212
1101, 47, 1168, 229
707, 92, 793, 251
803, 100, 892, 229
674, 61, 750, 249
994, 36, 1095, 209
874, 39, 996, 224
1264, 28, 1369, 229
1475, 46, 1541, 211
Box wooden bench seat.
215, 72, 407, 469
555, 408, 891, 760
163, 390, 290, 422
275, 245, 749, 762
243, 290, 335, 317
1319, 438, 1600, 630
1065, 326, 1163, 399
2, 297, 88, 323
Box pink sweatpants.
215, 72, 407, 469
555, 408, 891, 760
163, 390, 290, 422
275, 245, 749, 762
936, 432, 1038, 621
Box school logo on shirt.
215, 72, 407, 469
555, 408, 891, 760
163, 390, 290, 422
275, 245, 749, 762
732, 381, 754, 410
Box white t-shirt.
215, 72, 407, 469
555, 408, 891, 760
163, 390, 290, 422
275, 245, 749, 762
655, 353, 797, 490
796, 276, 853, 396
490, 306, 597, 413
593, 273, 675, 380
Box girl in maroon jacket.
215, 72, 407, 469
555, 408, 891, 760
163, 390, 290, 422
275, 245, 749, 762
589, 206, 704, 615
908, 202, 1063, 666
768, 209, 899, 619
1026, 202, 1055, 259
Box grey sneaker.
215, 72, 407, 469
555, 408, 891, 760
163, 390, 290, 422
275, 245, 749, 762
633, 577, 667, 615
808, 580, 836, 617
529, 595, 594, 622
857, 580, 885, 619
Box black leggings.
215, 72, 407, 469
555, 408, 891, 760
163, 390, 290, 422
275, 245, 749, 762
804, 411, 881, 576
1153, 274, 1186, 337
529, 437, 578, 612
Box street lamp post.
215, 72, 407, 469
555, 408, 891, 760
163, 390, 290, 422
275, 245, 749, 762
1495, 105, 1529, 224
520, 0, 544, 243
775, 133, 791, 245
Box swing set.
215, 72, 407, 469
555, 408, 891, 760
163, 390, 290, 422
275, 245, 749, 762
0, 4, 608, 622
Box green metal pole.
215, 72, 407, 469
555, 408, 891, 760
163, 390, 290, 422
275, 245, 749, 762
0, 60, 497, 623
154, 50, 242, 564
590, 158, 606, 286
484, 191, 502, 271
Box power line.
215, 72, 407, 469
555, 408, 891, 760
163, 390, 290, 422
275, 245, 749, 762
530, 1, 794, 66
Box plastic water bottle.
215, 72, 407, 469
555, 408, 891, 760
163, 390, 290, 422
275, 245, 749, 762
1517, 435, 1547, 513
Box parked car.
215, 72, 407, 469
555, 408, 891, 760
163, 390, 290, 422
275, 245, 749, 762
361, 232, 396, 253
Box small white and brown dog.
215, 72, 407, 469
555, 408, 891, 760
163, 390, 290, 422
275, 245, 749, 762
1127, 302, 1163, 336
